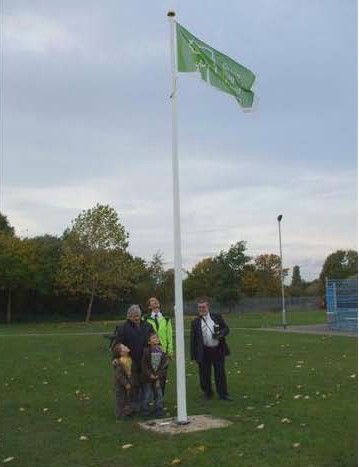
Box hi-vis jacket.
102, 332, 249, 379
146, 314, 173, 355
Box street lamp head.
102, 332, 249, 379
277, 214, 283, 222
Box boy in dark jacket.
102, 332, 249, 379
112, 343, 134, 420
141, 332, 168, 417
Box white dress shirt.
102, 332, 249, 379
201, 313, 219, 347
151, 311, 163, 320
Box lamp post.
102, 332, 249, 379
277, 214, 286, 329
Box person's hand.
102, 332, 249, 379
150, 374, 157, 380
125, 383, 131, 391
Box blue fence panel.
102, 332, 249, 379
326, 279, 358, 332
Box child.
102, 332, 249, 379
141, 332, 168, 417
112, 343, 134, 420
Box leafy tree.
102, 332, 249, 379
184, 242, 250, 307
217, 241, 250, 280
27, 235, 63, 295
319, 249, 358, 294
254, 253, 288, 297
57, 204, 132, 322
148, 251, 167, 289
289, 265, 303, 296
302, 279, 320, 297
157, 268, 175, 310
241, 264, 260, 297
0, 234, 37, 323
184, 257, 218, 300
0, 212, 15, 236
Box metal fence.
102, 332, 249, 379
326, 279, 358, 331
183, 296, 320, 315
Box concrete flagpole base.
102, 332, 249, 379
138, 414, 232, 435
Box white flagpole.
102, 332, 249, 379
277, 214, 287, 329
167, 11, 188, 424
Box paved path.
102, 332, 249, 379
256, 323, 357, 338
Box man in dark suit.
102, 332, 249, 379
190, 298, 232, 401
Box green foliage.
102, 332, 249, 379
27, 235, 63, 295
242, 254, 289, 297
319, 249, 358, 294
0, 234, 38, 322
184, 242, 250, 306
254, 253, 288, 297
289, 265, 303, 297
301, 279, 320, 297
0, 212, 15, 236
57, 204, 133, 322
184, 257, 218, 300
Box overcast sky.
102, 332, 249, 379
1, 0, 357, 280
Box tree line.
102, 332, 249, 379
0, 205, 357, 323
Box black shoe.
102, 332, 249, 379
219, 395, 233, 401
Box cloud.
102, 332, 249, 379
1, 0, 356, 282
3, 14, 76, 54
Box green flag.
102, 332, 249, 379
176, 22, 255, 108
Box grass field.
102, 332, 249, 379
1, 311, 357, 467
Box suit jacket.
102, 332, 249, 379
190, 313, 230, 363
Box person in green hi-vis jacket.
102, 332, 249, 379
145, 297, 173, 395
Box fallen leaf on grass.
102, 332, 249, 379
79, 435, 88, 441
2, 458, 15, 464
293, 394, 302, 400
281, 418, 292, 424
121, 444, 133, 449
57, 418, 63, 423
349, 374, 356, 378
292, 443, 300, 448
43, 408, 49, 412
19, 407, 25, 412
256, 424, 264, 429
171, 460, 181, 465
196, 445, 206, 452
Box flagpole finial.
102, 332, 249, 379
167, 11, 176, 17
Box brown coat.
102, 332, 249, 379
141, 346, 168, 385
